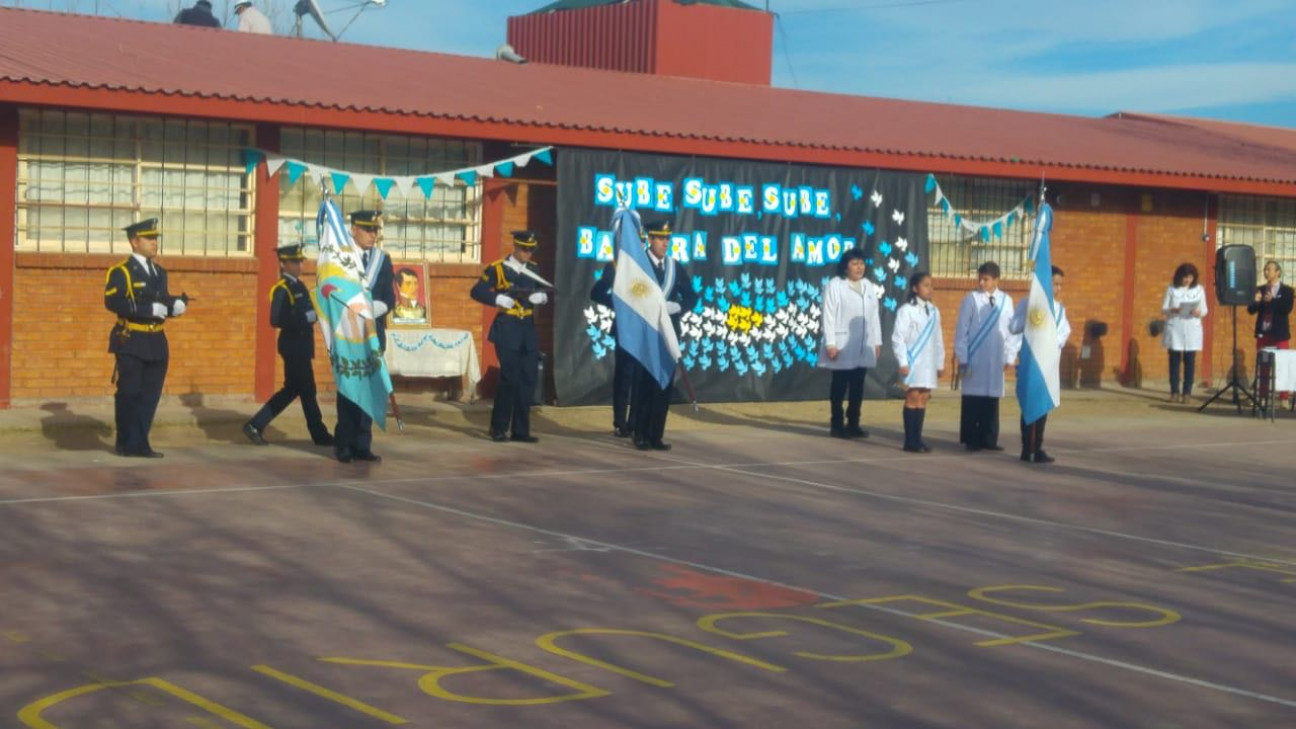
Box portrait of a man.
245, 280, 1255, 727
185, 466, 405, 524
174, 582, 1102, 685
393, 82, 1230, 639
392, 265, 429, 325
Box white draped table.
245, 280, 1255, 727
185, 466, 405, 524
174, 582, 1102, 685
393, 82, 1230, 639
1256, 347, 1296, 420
385, 328, 481, 399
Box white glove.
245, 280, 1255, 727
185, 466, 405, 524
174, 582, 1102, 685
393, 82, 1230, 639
305, 310, 317, 324
665, 301, 682, 315
371, 301, 389, 318
528, 292, 548, 306
170, 299, 186, 317
151, 302, 169, 318
495, 294, 517, 309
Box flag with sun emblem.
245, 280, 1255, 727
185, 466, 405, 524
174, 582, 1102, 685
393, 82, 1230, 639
611, 205, 681, 388
1016, 201, 1060, 425
314, 199, 392, 428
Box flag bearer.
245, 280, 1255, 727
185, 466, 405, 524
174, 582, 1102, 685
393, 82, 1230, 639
332, 209, 392, 463
1010, 266, 1070, 463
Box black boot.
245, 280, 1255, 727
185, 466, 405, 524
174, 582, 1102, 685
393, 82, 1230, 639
902, 409, 923, 453
915, 408, 931, 452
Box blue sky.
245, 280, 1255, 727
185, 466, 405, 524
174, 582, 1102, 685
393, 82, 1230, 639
6, 0, 1294, 126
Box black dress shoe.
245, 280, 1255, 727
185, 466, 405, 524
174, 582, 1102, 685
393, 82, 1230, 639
313, 434, 335, 447
983, 444, 1005, 452
354, 451, 382, 462
242, 422, 268, 446
490, 430, 509, 442
335, 448, 354, 463
965, 444, 982, 452
845, 426, 869, 439
510, 434, 540, 443
1032, 451, 1055, 464
141, 450, 164, 459
903, 444, 929, 453
1021, 451, 1032, 462
634, 439, 653, 451
613, 426, 630, 438
829, 427, 849, 439
650, 440, 672, 451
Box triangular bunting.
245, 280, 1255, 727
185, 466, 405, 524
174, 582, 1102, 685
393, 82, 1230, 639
393, 176, 417, 199
534, 148, 553, 165
924, 173, 937, 194
242, 148, 263, 176
456, 170, 477, 187
349, 173, 374, 197
285, 161, 307, 186
330, 171, 351, 195
373, 177, 396, 199
265, 152, 288, 178
416, 177, 437, 198
494, 161, 515, 178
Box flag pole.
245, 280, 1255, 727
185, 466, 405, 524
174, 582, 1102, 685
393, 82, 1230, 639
677, 361, 699, 413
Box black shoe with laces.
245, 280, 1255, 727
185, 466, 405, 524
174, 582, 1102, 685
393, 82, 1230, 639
243, 422, 268, 446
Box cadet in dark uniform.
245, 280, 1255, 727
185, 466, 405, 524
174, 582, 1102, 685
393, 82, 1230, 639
590, 259, 635, 437
104, 219, 188, 458
631, 221, 698, 451
333, 210, 394, 463
471, 231, 548, 443
243, 244, 333, 447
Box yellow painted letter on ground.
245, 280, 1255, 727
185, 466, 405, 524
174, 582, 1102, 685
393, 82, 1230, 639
966, 585, 1180, 628
19, 678, 272, 729
536, 629, 786, 688
320, 643, 609, 706
697, 612, 913, 662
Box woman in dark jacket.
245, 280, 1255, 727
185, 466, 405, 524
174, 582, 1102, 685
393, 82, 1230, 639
1248, 260, 1294, 402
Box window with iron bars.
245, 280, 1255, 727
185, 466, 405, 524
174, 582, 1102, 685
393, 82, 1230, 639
926, 176, 1036, 281
16, 109, 255, 256
1218, 195, 1296, 277
277, 129, 483, 263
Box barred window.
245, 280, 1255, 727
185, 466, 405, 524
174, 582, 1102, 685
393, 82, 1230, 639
278, 129, 483, 263
1218, 195, 1296, 275
927, 176, 1036, 280
16, 109, 255, 256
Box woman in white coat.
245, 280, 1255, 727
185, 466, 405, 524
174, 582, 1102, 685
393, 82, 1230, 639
892, 272, 944, 452
1161, 262, 1209, 403
818, 249, 883, 438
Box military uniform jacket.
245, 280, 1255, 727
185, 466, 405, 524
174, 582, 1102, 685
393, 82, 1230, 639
363, 250, 395, 351
270, 274, 317, 359
471, 257, 544, 351
645, 254, 698, 338
104, 256, 178, 362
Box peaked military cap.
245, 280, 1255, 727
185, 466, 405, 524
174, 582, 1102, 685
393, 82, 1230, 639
124, 218, 161, 239
349, 210, 383, 228
644, 220, 673, 237
276, 243, 306, 261
511, 230, 539, 249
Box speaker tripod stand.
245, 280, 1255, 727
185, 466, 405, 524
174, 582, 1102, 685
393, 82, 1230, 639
1198, 305, 1256, 414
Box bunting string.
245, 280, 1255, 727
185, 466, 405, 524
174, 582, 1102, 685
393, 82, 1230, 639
924, 173, 1035, 243
241, 146, 554, 200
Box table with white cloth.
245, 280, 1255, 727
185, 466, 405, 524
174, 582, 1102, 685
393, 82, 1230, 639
1254, 347, 1296, 420
384, 328, 481, 401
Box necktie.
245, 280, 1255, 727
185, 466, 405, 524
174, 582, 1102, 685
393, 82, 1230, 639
988, 294, 995, 308
363, 250, 371, 268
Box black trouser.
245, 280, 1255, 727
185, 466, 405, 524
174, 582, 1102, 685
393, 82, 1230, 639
1021, 414, 1048, 456
1168, 350, 1197, 395
611, 345, 635, 430
114, 353, 167, 455
632, 362, 673, 445
829, 368, 866, 430
959, 395, 1000, 448
492, 344, 539, 437
251, 352, 329, 440
335, 395, 373, 455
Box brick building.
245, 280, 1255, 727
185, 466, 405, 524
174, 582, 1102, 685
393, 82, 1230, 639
0, 2, 1293, 409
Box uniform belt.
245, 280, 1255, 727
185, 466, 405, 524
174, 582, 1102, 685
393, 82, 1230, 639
503, 308, 535, 319
118, 318, 164, 333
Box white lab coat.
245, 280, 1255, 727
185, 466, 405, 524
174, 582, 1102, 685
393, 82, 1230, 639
1161, 285, 1208, 351
891, 300, 945, 389
817, 277, 883, 370
954, 289, 1018, 397
236, 7, 273, 34
1009, 297, 1072, 351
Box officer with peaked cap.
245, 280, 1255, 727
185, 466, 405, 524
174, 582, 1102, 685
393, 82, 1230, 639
630, 220, 697, 451
243, 244, 333, 448
233, 0, 273, 34
104, 219, 189, 457
471, 230, 548, 443
333, 210, 394, 463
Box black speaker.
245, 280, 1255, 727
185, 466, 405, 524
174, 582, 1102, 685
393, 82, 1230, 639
1215, 245, 1256, 305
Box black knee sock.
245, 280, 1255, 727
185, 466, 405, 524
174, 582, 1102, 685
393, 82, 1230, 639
915, 408, 927, 447
903, 408, 916, 449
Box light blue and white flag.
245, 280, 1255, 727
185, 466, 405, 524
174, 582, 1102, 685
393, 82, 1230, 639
611, 206, 680, 388
1017, 201, 1059, 425
315, 199, 393, 429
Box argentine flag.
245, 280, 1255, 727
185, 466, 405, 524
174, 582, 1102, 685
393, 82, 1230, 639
1016, 201, 1059, 425
611, 207, 680, 388
314, 199, 393, 429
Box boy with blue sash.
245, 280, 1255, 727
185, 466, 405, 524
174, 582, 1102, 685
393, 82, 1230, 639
954, 262, 1019, 452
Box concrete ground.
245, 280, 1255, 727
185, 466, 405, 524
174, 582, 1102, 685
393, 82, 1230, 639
1, 387, 1293, 728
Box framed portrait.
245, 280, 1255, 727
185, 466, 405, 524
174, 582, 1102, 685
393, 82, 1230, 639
390, 262, 430, 327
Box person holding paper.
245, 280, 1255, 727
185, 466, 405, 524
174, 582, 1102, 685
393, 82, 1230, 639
1161, 262, 1208, 403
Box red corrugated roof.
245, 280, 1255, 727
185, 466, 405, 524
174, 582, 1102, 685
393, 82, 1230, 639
1, 7, 1294, 192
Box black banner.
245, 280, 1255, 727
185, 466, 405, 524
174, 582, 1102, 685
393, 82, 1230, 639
554, 148, 928, 406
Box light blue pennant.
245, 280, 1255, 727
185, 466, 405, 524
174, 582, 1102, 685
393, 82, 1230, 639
416, 177, 436, 198
494, 161, 515, 177
456, 170, 477, 187
330, 171, 351, 194
285, 161, 306, 186
373, 177, 396, 199
242, 148, 263, 176
534, 148, 553, 165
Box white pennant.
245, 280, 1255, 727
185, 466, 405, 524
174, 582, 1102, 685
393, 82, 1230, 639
393, 176, 417, 199
264, 152, 288, 178
349, 173, 374, 197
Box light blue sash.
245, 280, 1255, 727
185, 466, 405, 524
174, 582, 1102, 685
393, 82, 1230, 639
904, 308, 936, 385
967, 294, 1006, 362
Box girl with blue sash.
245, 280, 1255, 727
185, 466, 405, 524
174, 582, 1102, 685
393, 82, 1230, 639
892, 272, 944, 452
